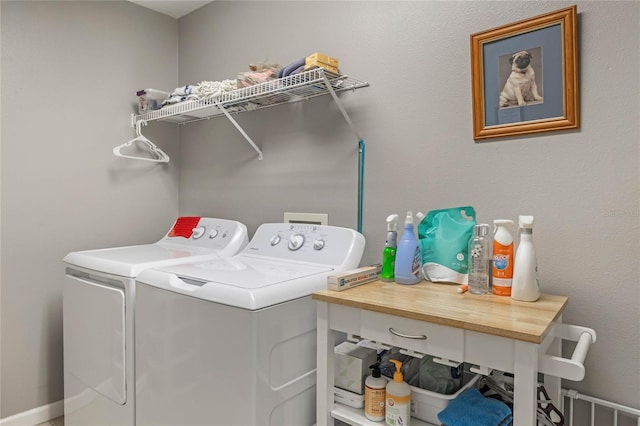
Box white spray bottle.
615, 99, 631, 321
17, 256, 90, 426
511, 215, 540, 302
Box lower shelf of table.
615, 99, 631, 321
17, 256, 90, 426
331, 404, 435, 426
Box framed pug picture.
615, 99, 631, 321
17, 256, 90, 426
471, 6, 579, 140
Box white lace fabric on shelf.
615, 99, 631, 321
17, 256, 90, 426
162, 79, 237, 106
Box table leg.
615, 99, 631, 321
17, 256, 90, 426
513, 341, 539, 424
544, 316, 563, 409
316, 301, 334, 426
544, 335, 562, 410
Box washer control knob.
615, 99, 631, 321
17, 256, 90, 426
192, 227, 206, 239
313, 239, 325, 250
270, 235, 281, 246
209, 229, 219, 239
288, 234, 305, 251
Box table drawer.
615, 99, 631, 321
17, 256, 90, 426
360, 311, 464, 361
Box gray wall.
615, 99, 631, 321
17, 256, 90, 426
1, 0, 639, 423
177, 0, 639, 417
1, 1, 179, 418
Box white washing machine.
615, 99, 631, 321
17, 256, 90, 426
63, 217, 249, 426
134, 223, 365, 426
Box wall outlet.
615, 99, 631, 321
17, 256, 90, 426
284, 212, 328, 225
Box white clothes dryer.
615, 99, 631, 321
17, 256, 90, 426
63, 217, 248, 426
134, 223, 365, 426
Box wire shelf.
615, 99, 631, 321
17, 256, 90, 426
133, 68, 369, 125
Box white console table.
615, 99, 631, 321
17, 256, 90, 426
313, 280, 595, 426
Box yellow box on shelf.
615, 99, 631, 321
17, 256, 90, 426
306, 52, 339, 67
304, 63, 340, 74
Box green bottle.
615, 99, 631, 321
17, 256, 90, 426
381, 214, 398, 282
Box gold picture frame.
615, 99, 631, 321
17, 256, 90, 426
471, 6, 578, 140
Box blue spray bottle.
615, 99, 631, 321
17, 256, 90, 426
394, 210, 422, 284
381, 214, 398, 282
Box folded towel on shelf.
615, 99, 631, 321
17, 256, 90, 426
437, 388, 512, 426
162, 85, 199, 106
162, 94, 198, 106
171, 85, 196, 96
236, 69, 275, 88
278, 58, 305, 78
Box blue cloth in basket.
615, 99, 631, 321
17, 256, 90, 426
437, 387, 512, 426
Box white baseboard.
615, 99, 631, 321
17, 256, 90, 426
0, 400, 63, 426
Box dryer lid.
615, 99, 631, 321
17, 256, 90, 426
63, 217, 249, 278
64, 243, 222, 278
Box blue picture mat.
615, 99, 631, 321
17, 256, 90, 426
483, 24, 564, 127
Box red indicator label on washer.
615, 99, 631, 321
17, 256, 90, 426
168, 217, 201, 238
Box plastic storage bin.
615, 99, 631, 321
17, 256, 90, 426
410, 372, 480, 424
136, 88, 169, 114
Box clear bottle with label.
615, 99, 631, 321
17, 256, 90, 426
492, 219, 514, 296
468, 224, 491, 295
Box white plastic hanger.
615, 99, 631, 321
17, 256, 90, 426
113, 120, 170, 163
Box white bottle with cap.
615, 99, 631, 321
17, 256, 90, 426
511, 215, 540, 302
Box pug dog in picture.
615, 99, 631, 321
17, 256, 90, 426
499, 50, 543, 107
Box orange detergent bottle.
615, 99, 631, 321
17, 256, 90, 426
492, 220, 514, 296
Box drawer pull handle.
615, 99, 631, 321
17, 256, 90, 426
389, 328, 427, 340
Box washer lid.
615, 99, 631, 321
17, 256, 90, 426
63, 243, 223, 278
137, 256, 334, 310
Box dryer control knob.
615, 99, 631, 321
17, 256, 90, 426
288, 234, 305, 251
209, 229, 219, 239
192, 227, 206, 239
313, 239, 325, 250
270, 235, 281, 246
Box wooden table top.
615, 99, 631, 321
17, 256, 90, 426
312, 280, 568, 344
